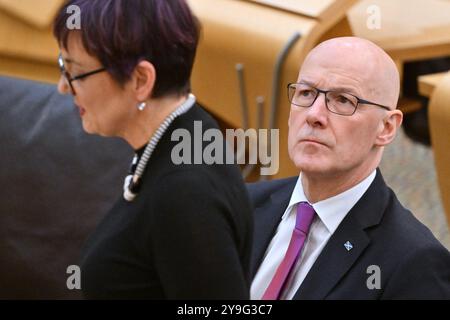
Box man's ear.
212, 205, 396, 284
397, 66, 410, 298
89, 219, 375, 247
132, 60, 156, 102
375, 110, 403, 146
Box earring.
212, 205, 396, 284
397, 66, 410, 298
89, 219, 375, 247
137, 102, 147, 111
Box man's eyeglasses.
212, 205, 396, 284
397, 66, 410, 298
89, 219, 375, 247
58, 54, 106, 95
287, 82, 391, 116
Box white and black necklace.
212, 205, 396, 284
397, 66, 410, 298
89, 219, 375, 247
123, 93, 196, 201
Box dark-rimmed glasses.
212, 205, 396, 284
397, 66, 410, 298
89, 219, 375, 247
287, 82, 391, 116
58, 53, 106, 95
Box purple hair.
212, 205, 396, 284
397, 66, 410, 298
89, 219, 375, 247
53, 0, 200, 98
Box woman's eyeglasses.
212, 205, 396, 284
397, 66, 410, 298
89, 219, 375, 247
58, 54, 106, 95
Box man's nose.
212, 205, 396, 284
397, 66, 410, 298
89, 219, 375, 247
305, 92, 329, 127
57, 75, 70, 95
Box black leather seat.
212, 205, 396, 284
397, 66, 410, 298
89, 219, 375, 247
0, 76, 132, 299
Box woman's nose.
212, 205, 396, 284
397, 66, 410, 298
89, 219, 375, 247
57, 75, 70, 95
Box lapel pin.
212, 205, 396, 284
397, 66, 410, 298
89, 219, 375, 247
344, 241, 353, 251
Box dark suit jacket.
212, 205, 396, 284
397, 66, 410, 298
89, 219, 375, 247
248, 170, 450, 299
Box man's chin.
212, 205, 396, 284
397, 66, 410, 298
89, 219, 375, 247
294, 159, 330, 175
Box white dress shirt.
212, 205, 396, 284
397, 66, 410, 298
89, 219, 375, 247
251, 170, 376, 300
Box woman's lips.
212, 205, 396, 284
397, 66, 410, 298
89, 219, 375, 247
75, 104, 86, 116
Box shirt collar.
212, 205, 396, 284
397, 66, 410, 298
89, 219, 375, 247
283, 170, 377, 233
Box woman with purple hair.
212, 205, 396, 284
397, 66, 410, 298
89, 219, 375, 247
53, 0, 252, 299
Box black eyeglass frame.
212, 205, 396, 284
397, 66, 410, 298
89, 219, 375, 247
287, 82, 391, 116
58, 54, 107, 95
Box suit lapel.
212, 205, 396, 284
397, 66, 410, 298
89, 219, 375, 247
251, 179, 296, 277
293, 169, 389, 299
293, 213, 370, 299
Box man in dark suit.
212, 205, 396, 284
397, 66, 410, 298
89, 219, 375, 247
249, 37, 450, 300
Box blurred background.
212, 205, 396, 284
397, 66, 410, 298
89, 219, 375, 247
0, 0, 449, 298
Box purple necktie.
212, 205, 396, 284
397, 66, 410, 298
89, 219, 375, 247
262, 201, 315, 300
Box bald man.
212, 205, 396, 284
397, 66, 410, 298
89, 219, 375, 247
249, 37, 450, 300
